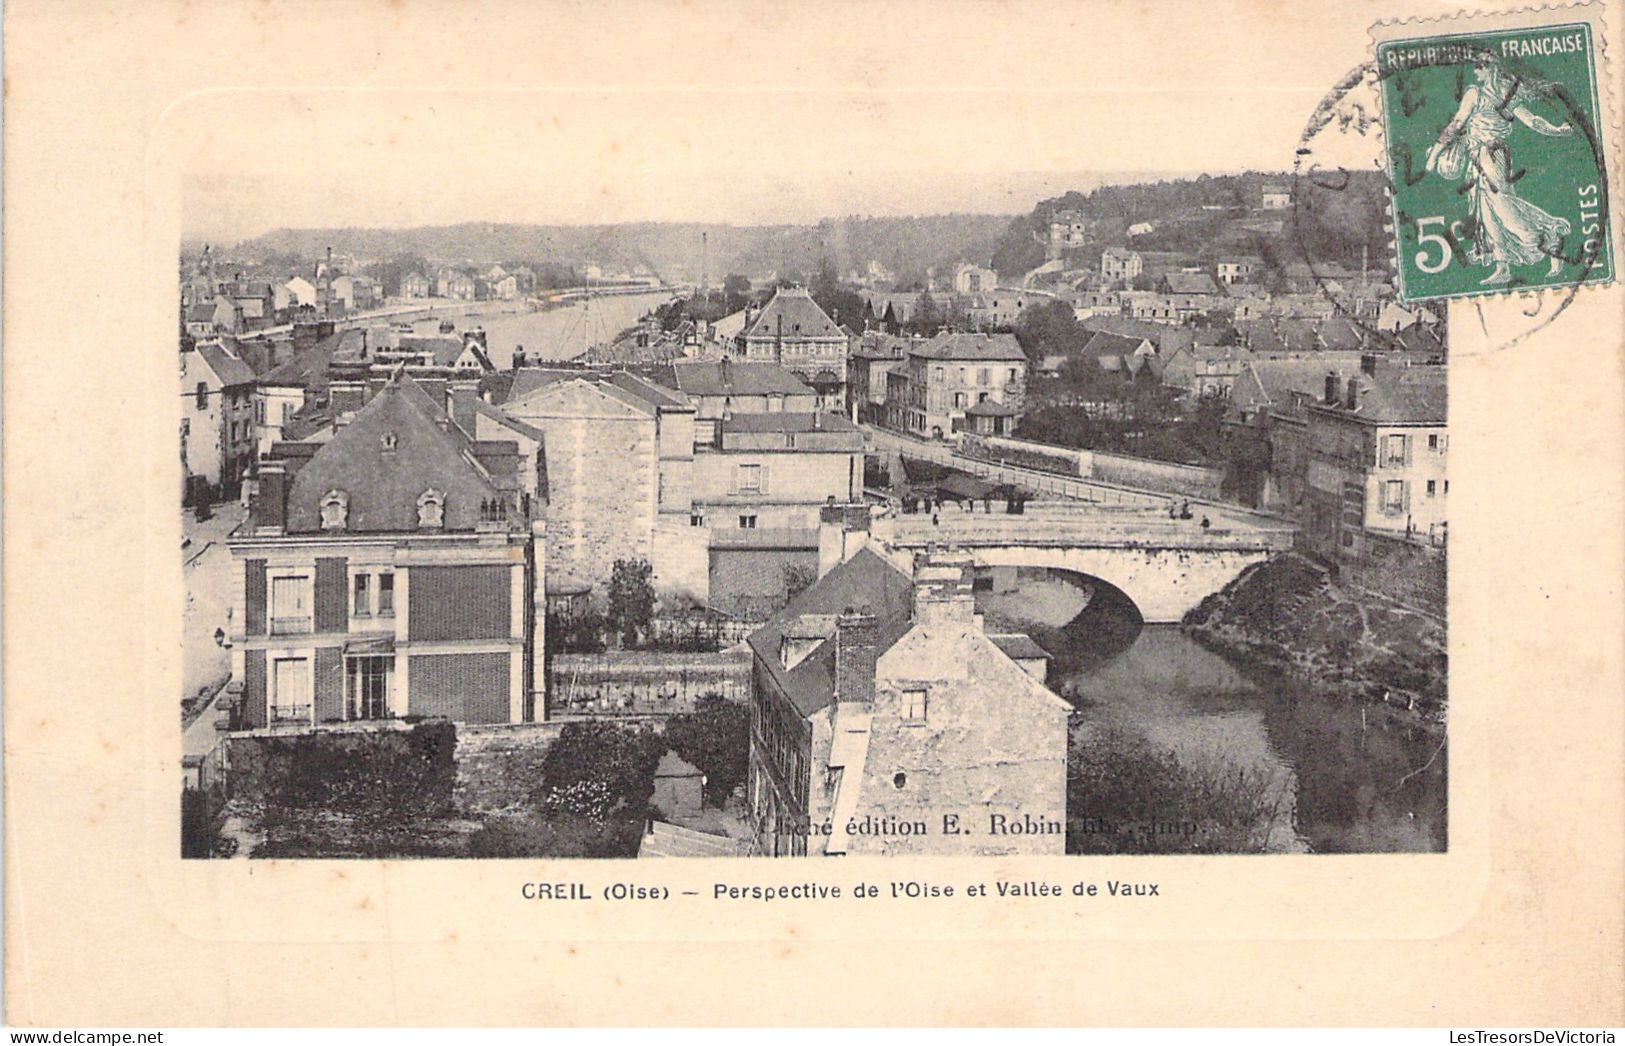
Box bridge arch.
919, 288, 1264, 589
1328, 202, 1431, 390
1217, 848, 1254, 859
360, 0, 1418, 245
963, 544, 1272, 624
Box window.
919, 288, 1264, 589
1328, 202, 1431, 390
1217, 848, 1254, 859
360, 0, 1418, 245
378, 572, 394, 616
1383, 434, 1408, 467
319, 489, 349, 530
737, 464, 763, 494
893, 772, 907, 789
353, 573, 371, 615
417, 488, 445, 529
739, 514, 758, 529
271, 657, 311, 724
195, 382, 208, 410
1383, 480, 1406, 514
269, 575, 312, 634
1427, 434, 1439, 451
346, 656, 391, 720
690, 510, 705, 528
1008, 368, 1018, 381
1426, 480, 1437, 497
902, 686, 927, 721
978, 368, 989, 385
953, 392, 967, 408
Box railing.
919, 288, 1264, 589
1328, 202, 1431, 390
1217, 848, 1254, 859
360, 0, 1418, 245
269, 616, 312, 636
268, 704, 312, 725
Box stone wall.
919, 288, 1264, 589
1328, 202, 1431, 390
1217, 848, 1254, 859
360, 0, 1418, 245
1338, 530, 1446, 618
546, 649, 751, 718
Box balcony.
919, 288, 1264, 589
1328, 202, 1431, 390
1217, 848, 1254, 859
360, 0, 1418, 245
268, 703, 312, 726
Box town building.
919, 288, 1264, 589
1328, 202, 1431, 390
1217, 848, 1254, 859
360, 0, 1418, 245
746, 549, 1070, 857
731, 286, 849, 411
1216, 256, 1263, 285
694, 411, 865, 618
501, 368, 702, 604
1261, 184, 1292, 210
224, 374, 547, 729
846, 334, 911, 424
1047, 209, 1088, 261
181, 340, 258, 500
882, 332, 1028, 439
966, 288, 1055, 329
952, 263, 998, 296
1301, 361, 1448, 557
669, 358, 818, 424
400, 272, 431, 299
1101, 247, 1144, 285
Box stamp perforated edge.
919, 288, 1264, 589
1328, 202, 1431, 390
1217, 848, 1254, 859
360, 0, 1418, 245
1367, 1, 1623, 304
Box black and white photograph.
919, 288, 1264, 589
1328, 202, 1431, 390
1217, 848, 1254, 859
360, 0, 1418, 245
178, 87, 1447, 862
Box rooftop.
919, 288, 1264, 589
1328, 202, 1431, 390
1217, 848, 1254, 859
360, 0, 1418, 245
909, 331, 1026, 362
743, 286, 845, 341
670, 359, 814, 397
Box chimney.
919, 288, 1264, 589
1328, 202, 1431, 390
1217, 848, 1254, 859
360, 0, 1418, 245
330, 381, 364, 412
834, 610, 877, 706
1345, 376, 1362, 410
1324, 372, 1342, 406
1361, 352, 1379, 378
914, 552, 976, 631
256, 462, 287, 535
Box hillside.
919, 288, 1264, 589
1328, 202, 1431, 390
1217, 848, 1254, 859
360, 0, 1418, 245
236, 214, 1015, 285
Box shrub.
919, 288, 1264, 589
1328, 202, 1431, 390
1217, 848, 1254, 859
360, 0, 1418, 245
1067, 725, 1288, 854
258, 721, 457, 821
536, 720, 664, 815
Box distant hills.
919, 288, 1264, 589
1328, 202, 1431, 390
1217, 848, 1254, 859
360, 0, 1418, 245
233, 214, 1017, 285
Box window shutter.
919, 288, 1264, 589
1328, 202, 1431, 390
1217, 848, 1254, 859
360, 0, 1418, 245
314, 557, 348, 633
759, 464, 770, 495
242, 650, 266, 729
1402, 482, 1411, 514
244, 559, 267, 636
728, 467, 739, 495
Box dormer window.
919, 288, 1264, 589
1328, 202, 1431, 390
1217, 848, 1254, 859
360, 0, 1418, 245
319, 489, 349, 530
417, 488, 445, 529
381, 432, 398, 452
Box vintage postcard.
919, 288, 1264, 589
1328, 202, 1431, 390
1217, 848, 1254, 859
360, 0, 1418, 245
4, 0, 1622, 1028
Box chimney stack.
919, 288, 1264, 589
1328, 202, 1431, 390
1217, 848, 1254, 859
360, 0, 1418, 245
256, 462, 288, 535
1345, 376, 1362, 410
834, 609, 877, 706
1361, 352, 1379, 378
914, 551, 976, 631
1324, 372, 1342, 406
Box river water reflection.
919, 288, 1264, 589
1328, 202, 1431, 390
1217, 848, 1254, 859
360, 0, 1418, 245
977, 570, 1447, 853
407, 291, 673, 368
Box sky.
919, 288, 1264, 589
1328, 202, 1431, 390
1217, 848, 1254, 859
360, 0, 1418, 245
175, 3, 1393, 243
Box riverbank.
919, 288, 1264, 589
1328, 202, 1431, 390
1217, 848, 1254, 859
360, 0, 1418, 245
1182, 553, 1447, 726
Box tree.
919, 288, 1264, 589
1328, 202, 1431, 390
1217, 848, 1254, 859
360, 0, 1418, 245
812, 255, 839, 297
783, 562, 817, 602
606, 558, 656, 648
538, 720, 665, 815
663, 695, 751, 806
1014, 300, 1083, 359
1130, 272, 1155, 291
722, 273, 751, 311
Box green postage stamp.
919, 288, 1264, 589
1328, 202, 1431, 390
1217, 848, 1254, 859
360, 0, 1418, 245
1373, 4, 1617, 302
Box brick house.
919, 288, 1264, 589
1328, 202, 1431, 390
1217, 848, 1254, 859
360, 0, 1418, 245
224, 374, 546, 728
746, 548, 1070, 857
882, 331, 1028, 439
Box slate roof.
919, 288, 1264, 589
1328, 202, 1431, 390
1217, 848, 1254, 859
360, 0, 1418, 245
195, 342, 256, 387
278, 375, 505, 534
989, 634, 1051, 661
1163, 272, 1220, 295
670, 359, 814, 397
1334, 372, 1447, 425
261, 329, 365, 388
909, 332, 1026, 362
743, 286, 844, 340
964, 399, 1020, 417
746, 547, 916, 718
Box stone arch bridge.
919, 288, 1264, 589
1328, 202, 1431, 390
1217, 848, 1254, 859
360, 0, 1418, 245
870, 503, 1296, 623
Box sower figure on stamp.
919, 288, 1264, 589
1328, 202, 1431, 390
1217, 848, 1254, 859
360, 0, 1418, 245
1426, 53, 1575, 285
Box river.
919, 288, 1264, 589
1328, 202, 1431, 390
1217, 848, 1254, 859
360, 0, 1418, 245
976, 569, 1447, 854
405, 291, 673, 369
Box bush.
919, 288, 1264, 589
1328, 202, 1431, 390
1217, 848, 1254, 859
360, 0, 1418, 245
465, 814, 645, 859
1067, 726, 1288, 854
256, 721, 457, 821
536, 720, 665, 815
